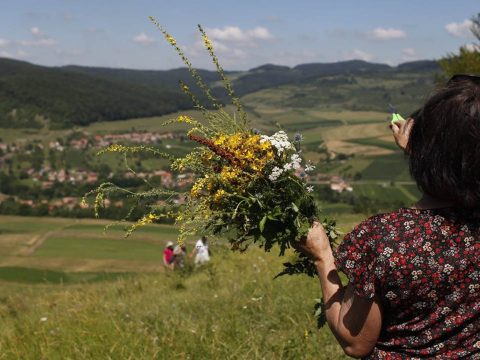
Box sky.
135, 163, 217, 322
0, 0, 478, 71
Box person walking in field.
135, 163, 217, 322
295, 75, 480, 359
163, 241, 175, 270
191, 236, 210, 266
172, 243, 187, 269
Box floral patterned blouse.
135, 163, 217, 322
334, 207, 480, 359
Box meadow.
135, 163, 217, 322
0, 76, 425, 358
0, 214, 367, 359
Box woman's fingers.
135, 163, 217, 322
390, 122, 401, 135
390, 118, 414, 151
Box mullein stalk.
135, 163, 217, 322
149, 16, 221, 110
197, 24, 249, 129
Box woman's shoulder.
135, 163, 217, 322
351, 208, 412, 230
356, 207, 442, 228
346, 207, 430, 244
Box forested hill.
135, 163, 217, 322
0, 58, 197, 129
0, 57, 440, 129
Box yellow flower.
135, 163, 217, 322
190, 179, 205, 197
165, 34, 177, 46
177, 115, 195, 124
220, 168, 240, 182
213, 189, 226, 202
127, 212, 160, 235
260, 141, 272, 151
148, 213, 160, 220
203, 34, 213, 50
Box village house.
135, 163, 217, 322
151, 170, 174, 187
330, 175, 353, 193
176, 173, 195, 187
70, 138, 89, 150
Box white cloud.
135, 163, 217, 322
0, 38, 10, 48
17, 49, 29, 58
402, 48, 416, 57
247, 26, 274, 40
401, 48, 417, 62
0, 49, 27, 59
16, 26, 57, 47
133, 32, 155, 45
186, 25, 273, 67
0, 50, 13, 58
30, 26, 44, 37
19, 38, 56, 47
205, 26, 273, 43
369, 27, 406, 40
343, 49, 374, 62
464, 43, 480, 52
445, 19, 473, 38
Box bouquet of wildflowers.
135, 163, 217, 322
83, 18, 340, 326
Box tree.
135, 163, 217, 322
439, 13, 480, 77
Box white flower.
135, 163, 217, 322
283, 163, 292, 171
306, 186, 314, 193
261, 131, 293, 154
40, 317, 48, 322
268, 166, 284, 181
305, 164, 315, 172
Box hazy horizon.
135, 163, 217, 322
0, 54, 439, 73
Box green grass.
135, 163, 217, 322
33, 236, 165, 262
0, 219, 63, 234
319, 202, 354, 215
0, 267, 130, 284
353, 183, 414, 204
360, 154, 409, 181
0, 215, 365, 359
64, 222, 179, 236
0, 256, 349, 359
347, 137, 399, 151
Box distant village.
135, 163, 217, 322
0, 130, 352, 214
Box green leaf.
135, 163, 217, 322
259, 215, 267, 233
291, 202, 299, 213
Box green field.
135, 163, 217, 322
0, 214, 369, 358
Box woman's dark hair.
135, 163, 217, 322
407, 75, 480, 209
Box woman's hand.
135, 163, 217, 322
293, 221, 331, 262
390, 118, 414, 152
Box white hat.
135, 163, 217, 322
166, 241, 174, 247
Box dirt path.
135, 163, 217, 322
14, 221, 76, 257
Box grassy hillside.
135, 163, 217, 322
0, 214, 368, 358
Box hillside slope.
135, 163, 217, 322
0, 58, 193, 128
0, 58, 440, 129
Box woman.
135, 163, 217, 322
296, 75, 480, 359
190, 236, 210, 266
163, 241, 175, 270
